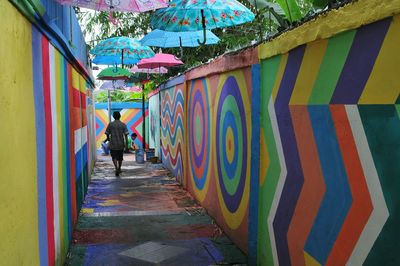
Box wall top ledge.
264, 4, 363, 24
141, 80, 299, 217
185, 46, 258, 81
259, 0, 400, 59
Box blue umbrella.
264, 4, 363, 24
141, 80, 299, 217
150, 0, 255, 44
92, 55, 139, 65
90, 36, 154, 66
141, 29, 220, 48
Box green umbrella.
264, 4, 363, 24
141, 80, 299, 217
97, 67, 131, 80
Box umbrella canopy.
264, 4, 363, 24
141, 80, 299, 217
137, 53, 183, 69
150, 0, 255, 32
130, 65, 168, 74
93, 55, 139, 65
99, 80, 127, 90
91, 37, 155, 64
126, 86, 143, 92
56, 0, 168, 13
97, 67, 131, 80
141, 29, 220, 48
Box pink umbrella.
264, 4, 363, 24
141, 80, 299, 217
130, 65, 168, 74
56, 0, 168, 13
126, 86, 143, 92
137, 53, 183, 69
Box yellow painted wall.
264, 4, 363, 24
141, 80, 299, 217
0, 1, 39, 264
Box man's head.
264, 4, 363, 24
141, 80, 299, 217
131, 133, 137, 140
113, 111, 121, 120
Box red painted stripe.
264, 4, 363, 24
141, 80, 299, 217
80, 92, 86, 109
67, 64, 77, 225
41, 36, 55, 266
325, 105, 373, 265
72, 89, 80, 108
287, 106, 326, 266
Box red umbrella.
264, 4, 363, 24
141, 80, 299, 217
137, 53, 183, 69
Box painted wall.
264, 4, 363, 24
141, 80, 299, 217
95, 102, 149, 150
159, 80, 185, 184
185, 67, 258, 253
149, 6, 400, 265
257, 15, 400, 266
0, 1, 94, 265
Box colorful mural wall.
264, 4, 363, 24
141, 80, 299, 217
95, 102, 149, 150
149, 3, 400, 265
257, 14, 400, 266
184, 67, 259, 253
159, 77, 185, 184
0, 1, 94, 265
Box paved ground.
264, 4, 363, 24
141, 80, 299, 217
65, 153, 247, 265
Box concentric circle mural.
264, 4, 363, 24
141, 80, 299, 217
214, 72, 251, 229
188, 79, 211, 202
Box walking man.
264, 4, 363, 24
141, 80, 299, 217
105, 111, 129, 176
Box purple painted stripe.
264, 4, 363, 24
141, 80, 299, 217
32, 26, 49, 266
330, 18, 392, 104
273, 45, 306, 266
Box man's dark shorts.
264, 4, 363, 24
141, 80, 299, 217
110, 149, 124, 161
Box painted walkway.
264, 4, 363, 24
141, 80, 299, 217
66, 154, 247, 265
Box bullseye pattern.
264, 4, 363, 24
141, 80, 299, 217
214, 72, 251, 229
188, 79, 211, 202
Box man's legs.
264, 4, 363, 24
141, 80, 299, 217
112, 159, 118, 171
117, 160, 123, 173
110, 150, 123, 176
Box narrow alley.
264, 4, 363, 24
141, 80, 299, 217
65, 154, 246, 265
2, 0, 400, 265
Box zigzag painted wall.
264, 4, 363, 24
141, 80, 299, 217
159, 80, 185, 184
0, 2, 94, 265
149, 7, 400, 265
257, 15, 400, 266
95, 102, 149, 150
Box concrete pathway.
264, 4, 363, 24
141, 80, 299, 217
66, 154, 247, 265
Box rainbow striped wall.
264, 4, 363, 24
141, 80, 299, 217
95, 102, 149, 149
149, 8, 400, 266
0, 2, 94, 265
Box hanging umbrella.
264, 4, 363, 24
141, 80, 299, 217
91, 37, 155, 66
126, 86, 143, 92
141, 29, 220, 57
140, 29, 220, 47
137, 53, 183, 69
99, 80, 127, 90
130, 65, 168, 74
97, 67, 131, 80
93, 55, 139, 66
56, 0, 168, 13
150, 0, 255, 44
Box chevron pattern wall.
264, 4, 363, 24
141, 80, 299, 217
95, 104, 149, 150
258, 16, 400, 266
